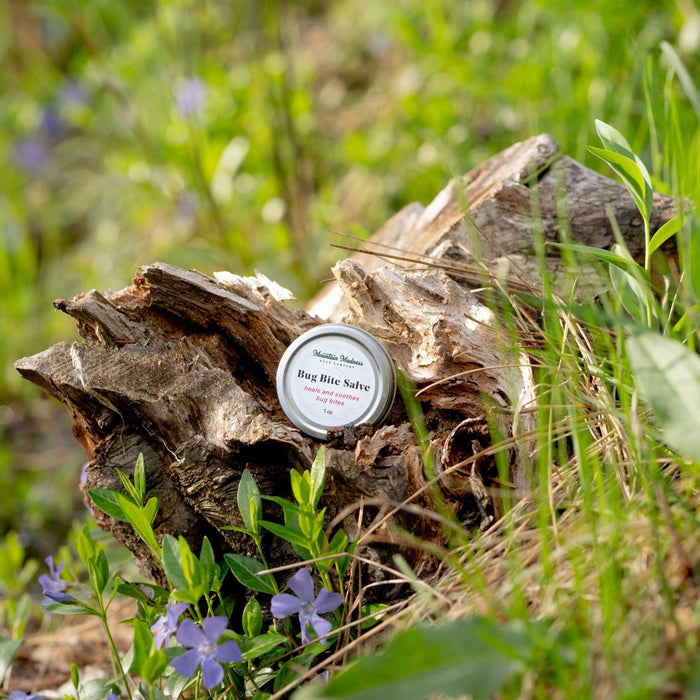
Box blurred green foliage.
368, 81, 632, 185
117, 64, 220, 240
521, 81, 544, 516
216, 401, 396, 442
1, 0, 698, 547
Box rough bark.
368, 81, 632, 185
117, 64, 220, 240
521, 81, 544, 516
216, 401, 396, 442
309, 133, 677, 318
15, 134, 678, 589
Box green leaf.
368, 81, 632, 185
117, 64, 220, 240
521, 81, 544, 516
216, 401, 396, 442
134, 452, 146, 500
143, 497, 159, 525
607, 244, 657, 325
594, 119, 635, 158
87, 488, 127, 522
548, 242, 649, 279
290, 469, 312, 507
142, 649, 169, 685
291, 616, 535, 700
310, 446, 326, 509
275, 653, 316, 693
223, 553, 278, 594
311, 510, 325, 544
164, 668, 191, 699
260, 520, 312, 552
116, 467, 141, 504
128, 618, 154, 676
116, 580, 169, 606
297, 508, 316, 540
42, 600, 98, 616
76, 523, 98, 567
626, 332, 700, 462
128, 618, 168, 684
237, 468, 261, 535
199, 536, 219, 591
688, 228, 700, 304
587, 145, 652, 222
0, 638, 22, 684
88, 548, 109, 595
262, 495, 305, 517
242, 597, 263, 638
327, 528, 348, 556
71, 661, 80, 689
77, 678, 121, 700
116, 493, 161, 556
162, 534, 187, 590
648, 214, 685, 255
241, 632, 288, 661
177, 536, 206, 599
593, 119, 653, 208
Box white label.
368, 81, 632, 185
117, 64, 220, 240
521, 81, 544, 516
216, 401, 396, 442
284, 336, 378, 428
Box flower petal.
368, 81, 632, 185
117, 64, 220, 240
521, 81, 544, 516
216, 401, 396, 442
168, 601, 190, 617
215, 639, 242, 664
314, 588, 343, 615
309, 614, 333, 646
176, 619, 205, 648
286, 568, 315, 602
171, 648, 201, 679
271, 592, 303, 618
300, 619, 312, 645
43, 590, 75, 604
202, 615, 229, 643
151, 617, 168, 649
200, 656, 224, 690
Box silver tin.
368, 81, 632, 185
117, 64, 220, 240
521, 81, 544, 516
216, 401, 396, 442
276, 323, 396, 440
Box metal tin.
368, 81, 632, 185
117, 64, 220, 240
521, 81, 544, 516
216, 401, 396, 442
276, 323, 396, 440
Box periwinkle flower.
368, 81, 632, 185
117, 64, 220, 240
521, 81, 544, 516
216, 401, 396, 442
40, 107, 64, 139
171, 616, 241, 690
271, 569, 343, 646
60, 78, 87, 105
151, 601, 189, 649
38, 555, 69, 612
8, 692, 48, 700
14, 138, 49, 174
175, 77, 207, 117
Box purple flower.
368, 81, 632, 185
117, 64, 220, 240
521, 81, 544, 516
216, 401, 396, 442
40, 107, 64, 139
175, 189, 198, 227
14, 138, 49, 174
60, 78, 87, 105
151, 601, 189, 649
38, 556, 68, 613
171, 616, 241, 690
270, 569, 343, 646
8, 692, 48, 700
105, 693, 119, 700
175, 77, 207, 117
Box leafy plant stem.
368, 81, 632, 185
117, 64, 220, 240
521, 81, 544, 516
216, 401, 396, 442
96, 601, 132, 700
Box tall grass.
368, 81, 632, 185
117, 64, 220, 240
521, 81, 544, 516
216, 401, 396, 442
2, 3, 700, 694
294, 50, 700, 699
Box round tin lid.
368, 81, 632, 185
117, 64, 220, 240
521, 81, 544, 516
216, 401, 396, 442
276, 323, 396, 440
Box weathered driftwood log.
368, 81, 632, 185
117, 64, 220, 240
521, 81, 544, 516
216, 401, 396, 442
309, 133, 677, 318
15, 134, 677, 590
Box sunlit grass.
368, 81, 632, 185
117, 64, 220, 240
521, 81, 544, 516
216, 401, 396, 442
2, 2, 700, 695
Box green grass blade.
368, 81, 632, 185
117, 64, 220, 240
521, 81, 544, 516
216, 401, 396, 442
660, 41, 700, 122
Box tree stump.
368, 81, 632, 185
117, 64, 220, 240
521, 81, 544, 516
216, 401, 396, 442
15, 134, 677, 591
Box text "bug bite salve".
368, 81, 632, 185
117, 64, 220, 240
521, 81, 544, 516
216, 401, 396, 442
276, 323, 396, 439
